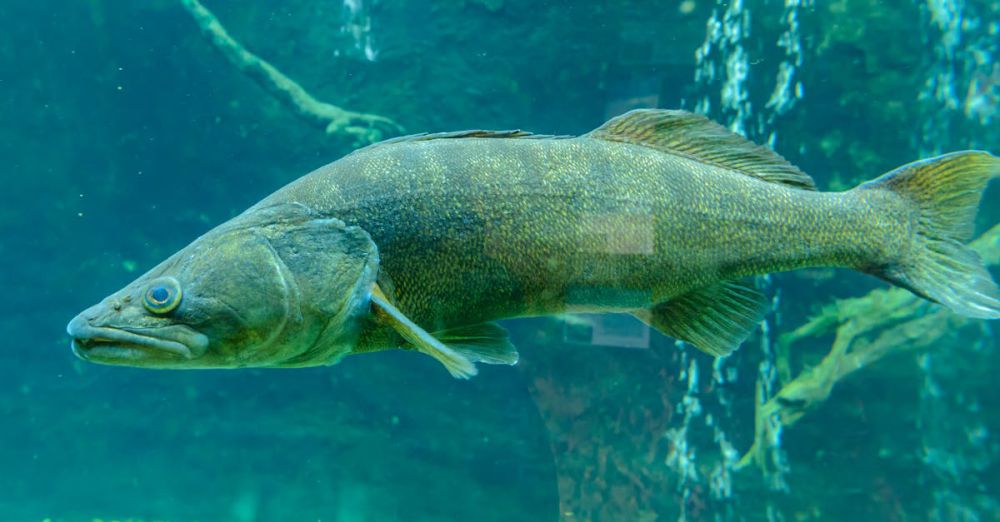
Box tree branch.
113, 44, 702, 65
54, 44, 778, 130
179, 0, 403, 144
738, 223, 1000, 471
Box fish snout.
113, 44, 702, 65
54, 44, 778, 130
67, 301, 110, 351
67, 309, 109, 360
66, 312, 90, 338
66, 303, 209, 362
66, 312, 90, 357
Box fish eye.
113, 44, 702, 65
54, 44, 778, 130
143, 277, 183, 314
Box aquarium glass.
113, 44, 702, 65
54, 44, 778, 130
3, 1, 999, 521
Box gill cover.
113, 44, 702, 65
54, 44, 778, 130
134, 203, 381, 368
237, 204, 380, 367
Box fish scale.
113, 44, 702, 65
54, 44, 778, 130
273, 136, 872, 324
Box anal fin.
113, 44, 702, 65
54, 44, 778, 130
632, 280, 768, 357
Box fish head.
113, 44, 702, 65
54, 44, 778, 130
68, 205, 380, 369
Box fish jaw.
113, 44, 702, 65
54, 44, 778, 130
67, 311, 209, 365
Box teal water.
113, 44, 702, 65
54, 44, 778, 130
3, 1, 999, 521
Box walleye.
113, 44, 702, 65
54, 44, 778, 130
66, 110, 1000, 378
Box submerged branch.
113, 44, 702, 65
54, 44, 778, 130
738, 223, 1000, 471
179, 0, 403, 144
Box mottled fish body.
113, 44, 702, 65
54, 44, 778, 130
67, 110, 1000, 377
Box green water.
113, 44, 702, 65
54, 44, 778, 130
3, 1, 999, 520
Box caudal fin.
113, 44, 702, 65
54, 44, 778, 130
859, 151, 1000, 318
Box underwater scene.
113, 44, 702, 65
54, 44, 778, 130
4, 0, 1000, 521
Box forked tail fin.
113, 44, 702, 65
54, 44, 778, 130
858, 151, 1000, 318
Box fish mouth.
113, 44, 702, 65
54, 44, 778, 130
67, 315, 209, 362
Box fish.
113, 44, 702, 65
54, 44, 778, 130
66, 109, 1000, 378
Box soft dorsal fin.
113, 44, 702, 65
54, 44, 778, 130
587, 109, 817, 190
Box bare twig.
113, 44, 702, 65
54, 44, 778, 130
179, 0, 404, 144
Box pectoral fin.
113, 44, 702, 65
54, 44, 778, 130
369, 285, 477, 379
632, 281, 767, 357
435, 323, 519, 366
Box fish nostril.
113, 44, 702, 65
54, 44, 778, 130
112, 301, 122, 311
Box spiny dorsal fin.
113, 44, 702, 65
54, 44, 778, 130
632, 280, 768, 357
588, 109, 817, 190
351, 129, 572, 156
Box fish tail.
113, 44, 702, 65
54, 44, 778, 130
858, 151, 1000, 318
